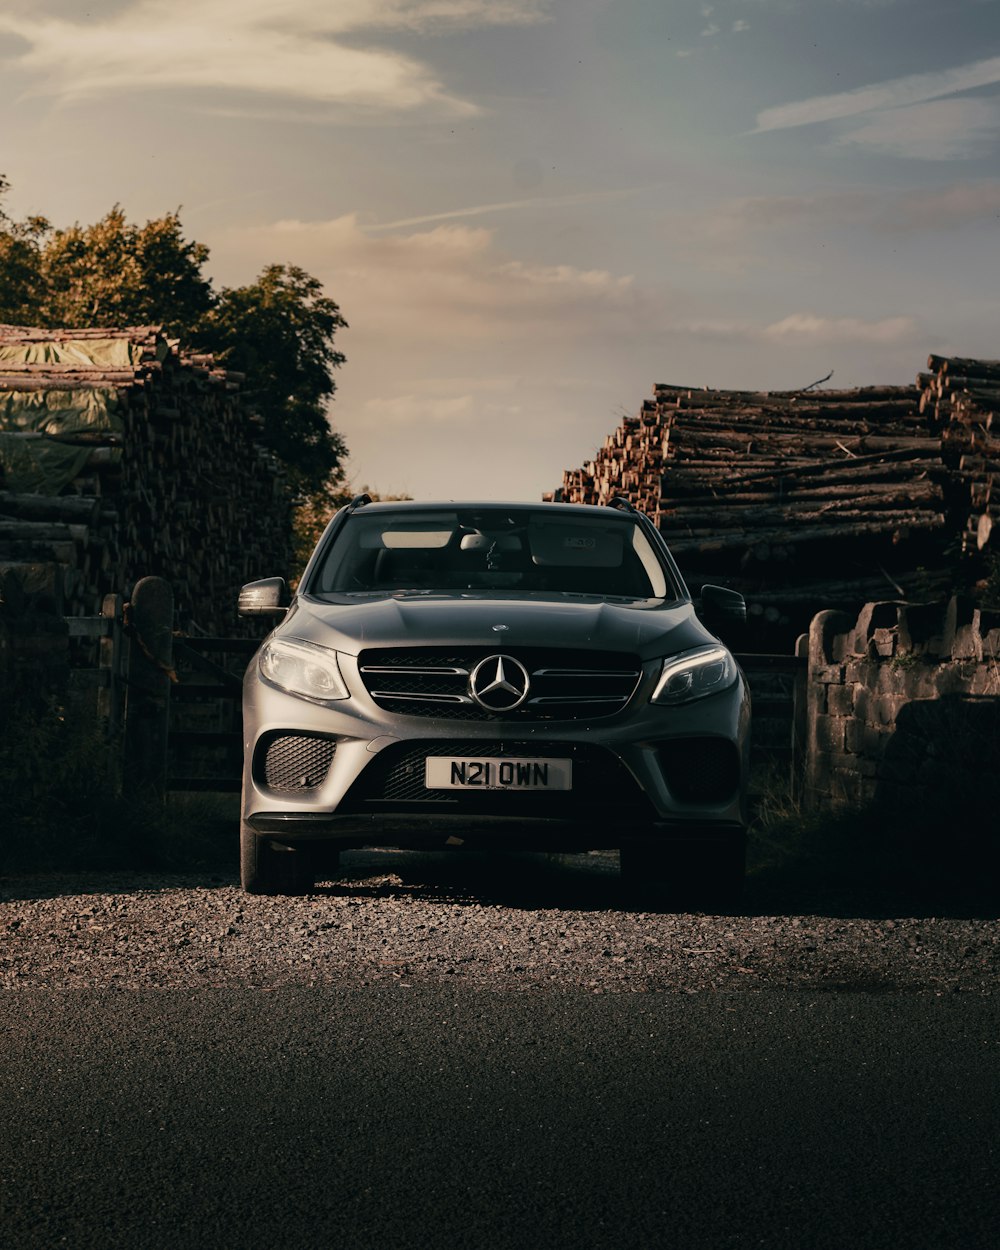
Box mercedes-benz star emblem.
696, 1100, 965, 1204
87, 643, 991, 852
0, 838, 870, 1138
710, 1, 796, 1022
469, 654, 530, 712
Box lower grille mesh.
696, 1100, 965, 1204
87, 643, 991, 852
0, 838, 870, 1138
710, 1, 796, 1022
263, 734, 336, 792
657, 738, 739, 803
342, 739, 655, 818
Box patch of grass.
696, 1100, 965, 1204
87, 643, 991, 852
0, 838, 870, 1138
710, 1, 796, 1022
888, 651, 920, 672
748, 757, 999, 912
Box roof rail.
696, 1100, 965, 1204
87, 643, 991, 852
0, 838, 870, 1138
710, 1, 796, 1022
345, 492, 372, 513
607, 495, 640, 515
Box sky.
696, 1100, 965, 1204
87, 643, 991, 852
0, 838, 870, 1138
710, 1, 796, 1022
1, 0, 999, 501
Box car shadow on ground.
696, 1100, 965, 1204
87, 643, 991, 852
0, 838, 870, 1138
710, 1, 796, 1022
315, 848, 625, 912
313, 846, 1000, 921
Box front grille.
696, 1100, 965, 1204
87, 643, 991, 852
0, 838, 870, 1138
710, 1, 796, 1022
657, 738, 740, 804
341, 738, 656, 820
358, 647, 641, 721
262, 734, 336, 792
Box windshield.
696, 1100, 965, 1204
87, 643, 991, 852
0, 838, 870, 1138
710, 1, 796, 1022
309, 508, 674, 599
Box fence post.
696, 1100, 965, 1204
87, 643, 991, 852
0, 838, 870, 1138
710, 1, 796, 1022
123, 577, 174, 801
791, 632, 809, 800
98, 593, 124, 742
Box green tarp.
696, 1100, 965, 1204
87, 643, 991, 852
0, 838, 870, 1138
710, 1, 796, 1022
0, 433, 94, 495
0, 339, 129, 493
0, 386, 122, 439
0, 338, 146, 368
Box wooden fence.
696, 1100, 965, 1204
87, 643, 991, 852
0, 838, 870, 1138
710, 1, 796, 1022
61, 576, 257, 795
737, 647, 808, 791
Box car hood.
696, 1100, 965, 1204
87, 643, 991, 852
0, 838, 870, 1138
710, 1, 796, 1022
281, 592, 716, 661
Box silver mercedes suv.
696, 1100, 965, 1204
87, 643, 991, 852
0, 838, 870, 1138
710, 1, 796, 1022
238, 496, 750, 903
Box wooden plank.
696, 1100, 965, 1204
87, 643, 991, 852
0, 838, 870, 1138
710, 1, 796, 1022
123, 576, 174, 801
66, 616, 108, 638
173, 639, 245, 690
179, 637, 259, 654
67, 668, 111, 689
99, 593, 124, 738
169, 730, 242, 747
170, 685, 242, 703
166, 777, 242, 792
735, 653, 807, 671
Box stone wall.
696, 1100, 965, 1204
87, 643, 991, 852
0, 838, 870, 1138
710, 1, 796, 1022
805, 597, 1000, 811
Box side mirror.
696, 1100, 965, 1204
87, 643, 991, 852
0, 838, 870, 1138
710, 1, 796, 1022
698, 584, 746, 630
238, 577, 290, 618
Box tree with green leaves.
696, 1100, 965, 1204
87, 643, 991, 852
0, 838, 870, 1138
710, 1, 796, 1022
0, 175, 48, 326
39, 205, 214, 336
0, 179, 348, 504
197, 264, 347, 500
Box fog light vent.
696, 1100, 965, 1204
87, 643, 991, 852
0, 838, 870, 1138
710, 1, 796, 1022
657, 738, 739, 804
264, 735, 336, 792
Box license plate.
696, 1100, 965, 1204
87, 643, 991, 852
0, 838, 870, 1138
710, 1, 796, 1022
425, 756, 573, 791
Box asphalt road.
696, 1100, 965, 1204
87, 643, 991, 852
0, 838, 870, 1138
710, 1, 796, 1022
1, 986, 997, 1250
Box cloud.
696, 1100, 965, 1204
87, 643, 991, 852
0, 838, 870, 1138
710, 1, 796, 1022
214, 212, 637, 349
676, 181, 1000, 248
677, 319, 756, 341
762, 313, 918, 345
362, 393, 477, 426
890, 181, 1000, 230
350, 1, 549, 30
701, 23, 720, 37
0, 0, 547, 111
369, 188, 638, 231
732, 20, 750, 33
835, 98, 1000, 160
206, 210, 645, 494
685, 191, 876, 242
668, 313, 919, 346
753, 54, 1000, 133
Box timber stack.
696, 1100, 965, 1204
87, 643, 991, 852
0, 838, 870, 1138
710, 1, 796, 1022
554, 355, 1000, 644
0, 324, 291, 633
919, 354, 1000, 557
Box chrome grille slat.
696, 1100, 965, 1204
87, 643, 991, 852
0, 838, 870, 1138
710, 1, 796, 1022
361, 665, 470, 676
528, 695, 628, 705
531, 668, 641, 678
370, 691, 474, 704
358, 646, 641, 721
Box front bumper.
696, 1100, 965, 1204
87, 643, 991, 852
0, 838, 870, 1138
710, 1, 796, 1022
242, 655, 751, 848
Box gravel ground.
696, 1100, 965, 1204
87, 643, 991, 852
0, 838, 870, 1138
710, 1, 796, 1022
2, 849, 998, 994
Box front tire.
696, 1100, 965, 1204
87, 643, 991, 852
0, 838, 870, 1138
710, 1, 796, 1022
240, 784, 316, 895
621, 828, 746, 911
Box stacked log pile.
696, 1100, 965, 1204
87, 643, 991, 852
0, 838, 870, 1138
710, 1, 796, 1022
0, 325, 291, 633
919, 354, 1000, 555
554, 360, 1000, 643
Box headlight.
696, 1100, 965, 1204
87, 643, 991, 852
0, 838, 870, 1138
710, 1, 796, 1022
259, 638, 349, 703
651, 645, 737, 706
